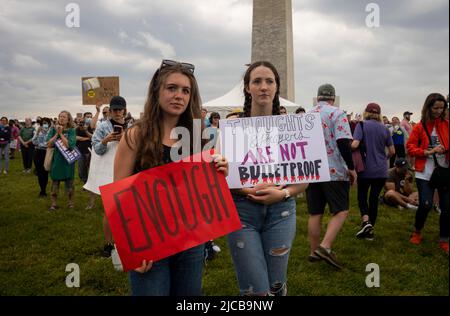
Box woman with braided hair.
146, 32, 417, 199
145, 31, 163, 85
227, 61, 308, 296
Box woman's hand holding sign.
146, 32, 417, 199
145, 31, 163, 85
247, 185, 285, 205
135, 259, 153, 274
212, 154, 229, 177
247, 183, 309, 206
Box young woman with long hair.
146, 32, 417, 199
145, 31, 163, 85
407, 93, 449, 254
114, 60, 228, 295
228, 61, 308, 296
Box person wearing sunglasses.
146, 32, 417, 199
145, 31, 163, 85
114, 59, 228, 296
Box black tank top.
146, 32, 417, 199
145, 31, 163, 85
134, 145, 173, 174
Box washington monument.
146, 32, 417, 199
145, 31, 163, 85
251, 0, 295, 102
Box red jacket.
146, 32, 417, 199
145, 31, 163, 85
406, 118, 449, 172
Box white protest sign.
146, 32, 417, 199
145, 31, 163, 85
84, 142, 118, 195
220, 113, 330, 189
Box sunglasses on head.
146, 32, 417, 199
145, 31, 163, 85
159, 59, 195, 73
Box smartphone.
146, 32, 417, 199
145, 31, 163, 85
113, 125, 123, 134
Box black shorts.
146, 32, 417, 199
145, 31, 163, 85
306, 181, 350, 215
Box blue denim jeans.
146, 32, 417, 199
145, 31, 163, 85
227, 194, 297, 295
128, 244, 205, 296
415, 178, 449, 239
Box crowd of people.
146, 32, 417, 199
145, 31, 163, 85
0, 60, 448, 296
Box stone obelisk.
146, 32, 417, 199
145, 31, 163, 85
251, 0, 295, 102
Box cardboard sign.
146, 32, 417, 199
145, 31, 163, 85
220, 113, 330, 188
82, 76, 119, 105
99, 152, 241, 272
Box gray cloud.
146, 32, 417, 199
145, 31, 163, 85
0, 0, 448, 121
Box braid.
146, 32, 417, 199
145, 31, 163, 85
243, 94, 252, 118
272, 92, 280, 115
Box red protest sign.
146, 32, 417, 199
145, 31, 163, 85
99, 152, 241, 272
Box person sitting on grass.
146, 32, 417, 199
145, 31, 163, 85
382, 158, 418, 210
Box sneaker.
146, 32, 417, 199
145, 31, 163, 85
204, 241, 220, 262
406, 203, 418, 211
434, 204, 442, 214
314, 246, 342, 270
102, 243, 114, 258
409, 231, 423, 245
3, 170, 7, 175
365, 228, 375, 241
269, 283, 287, 296
439, 241, 449, 255
397, 205, 405, 210
356, 221, 373, 239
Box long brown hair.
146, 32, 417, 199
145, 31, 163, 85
126, 64, 202, 170
421, 93, 447, 123
243, 61, 281, 117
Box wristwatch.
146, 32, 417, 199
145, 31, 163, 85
283, 188, 291, 201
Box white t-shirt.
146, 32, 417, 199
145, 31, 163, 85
415, 127, 449, 181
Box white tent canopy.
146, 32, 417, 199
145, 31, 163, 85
203, 81, 302, 117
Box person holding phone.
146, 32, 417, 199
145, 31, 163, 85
91, 96, 127, 257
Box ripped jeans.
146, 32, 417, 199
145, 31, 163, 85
227, 194, 296, 296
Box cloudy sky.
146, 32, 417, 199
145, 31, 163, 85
0, 0, 448, 121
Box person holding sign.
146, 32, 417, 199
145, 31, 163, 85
91, 96, 128, 258
227, 61, 308, 296
46, 111, 77, 210
114, 60, 228, 296
307, 84, 357, 270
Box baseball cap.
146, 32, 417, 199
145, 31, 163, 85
317, 84, 335, 99
394, 158, 409, 168
365, 103, 381, 114
403, 111, 413, 116
109, 96, 127, 110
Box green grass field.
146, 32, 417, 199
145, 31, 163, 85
0, 154, 448, 296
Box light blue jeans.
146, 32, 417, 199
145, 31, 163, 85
128, 244, 205, 296
227, 194, 297, 295
0, 143, 10, 171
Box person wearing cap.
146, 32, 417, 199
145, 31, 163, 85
307, 83, 356, 270
226, 108, 244, 119
352, 103, 395, 240
406, 93, 449, 254
91, 96, 128, 258
401, 111, 413, 135
383, 158, 418, 210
